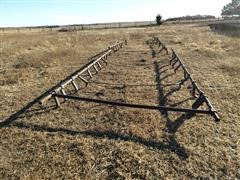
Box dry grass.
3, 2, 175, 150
0, 24, 240, 179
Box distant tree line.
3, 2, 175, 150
165, 15, 216, 22
221, 0, 240, 18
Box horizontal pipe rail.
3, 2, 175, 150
53, 94, 214, 114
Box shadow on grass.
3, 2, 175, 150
153, 59, 195, 157
0, 86, 86, 128
154, 60, 195, 129
152, 49, 156, 58
0, 49, 108, 128
0, 103, 57, 128
1, 38, 195, 161
12, 121, 188, 160
169, 97, 195, 107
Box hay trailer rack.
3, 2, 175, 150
39, 40, 127, 106
4, 38, 220, 128
151, 37, 220, 121
43, 37, 219, 122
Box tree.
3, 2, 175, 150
156, 14, 162, 25
221, 0, 240, 17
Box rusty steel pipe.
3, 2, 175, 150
53, 94, 214, 115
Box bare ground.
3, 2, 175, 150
0, 24, 240, 179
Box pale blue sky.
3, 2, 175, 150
1, 0, 231, 27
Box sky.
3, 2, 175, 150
0, 0, 231, 27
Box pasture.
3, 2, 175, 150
0, 24, 239, 179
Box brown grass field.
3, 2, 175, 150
0, 24, 240, 179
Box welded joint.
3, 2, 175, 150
97, 62, 102, 69
71, 79, 79, 91
53, 90, 61, 107
87, 68, 93, 78
60, 86, 67, 101
78, 75, 88, 86
192, 92, 205, 110
93, 64, 99, 73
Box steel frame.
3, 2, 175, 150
38, 37, 219, 122
39, 40, 127, 105
151, 37, 220, 121
52, 94, 215, 115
